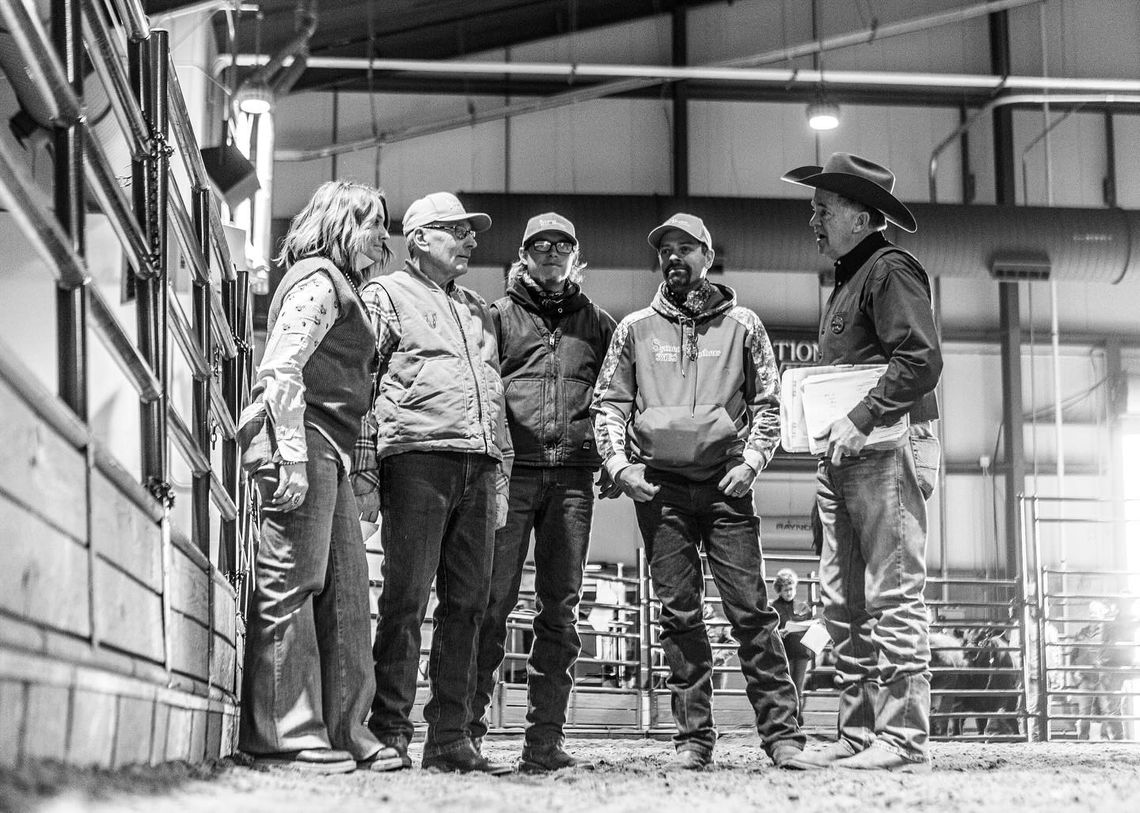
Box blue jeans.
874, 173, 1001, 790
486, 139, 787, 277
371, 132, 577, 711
240, 428, 381, 759
470, 466, 594, 745
816, 425, 939, 761
634, 471, 804, 757
369, 451, 497, 752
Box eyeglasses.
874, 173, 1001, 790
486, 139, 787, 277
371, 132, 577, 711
527, 239, 576, 255
423, 223, 474, 240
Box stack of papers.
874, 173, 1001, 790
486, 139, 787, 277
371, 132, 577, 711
780, 364, 908, 454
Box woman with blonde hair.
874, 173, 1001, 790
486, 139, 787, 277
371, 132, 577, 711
239, 180, 401, 773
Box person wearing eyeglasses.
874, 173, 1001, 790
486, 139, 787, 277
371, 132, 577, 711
359, 192, 514, 775
467, 213, 617, 773
591, 213, 812, 771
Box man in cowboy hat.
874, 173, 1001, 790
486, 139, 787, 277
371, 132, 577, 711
781, 153, 943, 772
591, 212, 811, 771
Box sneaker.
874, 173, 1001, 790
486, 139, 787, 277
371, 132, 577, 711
770, 742, 820, 771
423, 740, 513, 775
251, 748, 356, 774
834, 745, 931, 774
358, 743, 405, 773
520, 742, 593, 774
668, 748, 712, 771
375, 733, 412, 770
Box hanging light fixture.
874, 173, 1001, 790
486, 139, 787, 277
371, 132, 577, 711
806, 97, 840, 131
234, 77, 275, 115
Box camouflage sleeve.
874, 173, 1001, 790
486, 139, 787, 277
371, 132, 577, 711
591, 316, 637, 480
739, 309, 781, 472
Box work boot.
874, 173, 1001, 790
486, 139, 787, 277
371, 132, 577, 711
668, 748, 712, 771
422, 739, 513, 775
791, 740, 861, 769
770, 742, 820, 771
358, 743, 405, 773
520, 741, 593, 773
374, 733, 412, 770
834, 745, 931, 774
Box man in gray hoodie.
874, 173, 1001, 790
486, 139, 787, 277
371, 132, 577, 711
591, 213, 810, 771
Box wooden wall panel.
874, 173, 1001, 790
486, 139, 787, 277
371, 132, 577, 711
92, 559, 163, 663
0, 378, 86, 541
169, 546, 210, 627
90, 471, 162, 592
0, 496, 91, 636
169, 611, 210, 681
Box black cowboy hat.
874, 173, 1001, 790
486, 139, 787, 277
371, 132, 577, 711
781, 152, 917, 233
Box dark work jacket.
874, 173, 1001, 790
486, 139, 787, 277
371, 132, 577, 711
490, 277, 616, 468
818, 232, 943, 432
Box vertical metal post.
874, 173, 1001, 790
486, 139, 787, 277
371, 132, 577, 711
671, 6, 688, 199
192, 187, 213, 557
52, 0, 87, 419
990, 9, 1025, 580
130, 29, 171, 500
1030, 498, 1051, 741
221, 271, 242, 576
638, 549, 651, 733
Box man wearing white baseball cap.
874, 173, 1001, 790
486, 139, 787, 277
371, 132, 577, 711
782, 153, 942, 773
358, 191, 514, 774
592, 212, 811, 771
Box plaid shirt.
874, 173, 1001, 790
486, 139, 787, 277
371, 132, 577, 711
349, 282, 401, 517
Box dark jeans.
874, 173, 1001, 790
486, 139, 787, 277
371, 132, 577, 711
369, 451, 497, 752
634, 471, 803, 757
470, 466, 595, 745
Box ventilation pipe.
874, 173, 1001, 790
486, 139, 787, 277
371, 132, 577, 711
456, 193, 1140, 284
234, 0, 317, 112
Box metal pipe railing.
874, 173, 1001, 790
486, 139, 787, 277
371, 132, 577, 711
109, 0, 150, 39
168, 291, 211, 380
83, 122, 155, 277
0, 0, 82, 125
82, 0, 149, 157
88, 286, 163, 402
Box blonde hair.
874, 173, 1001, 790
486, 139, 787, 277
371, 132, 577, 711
507, 249, 587, 287
276, 180, 391, 281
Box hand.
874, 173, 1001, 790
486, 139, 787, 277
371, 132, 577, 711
616, 464, 660, 503
495, 491, 509, 530
717, 462, 756, 498
821, 414, 869, 467
596, 468, 623, 500
356, 488, 380, 523
270, 462, 309, 512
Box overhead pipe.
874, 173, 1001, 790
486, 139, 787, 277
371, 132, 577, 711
245, 0, 1061, 162
929, 93, 1140, 202
275, 70, 1140, 164
236, 0, 316, 102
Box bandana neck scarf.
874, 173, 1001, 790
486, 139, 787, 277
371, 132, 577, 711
664, 278, 714, 318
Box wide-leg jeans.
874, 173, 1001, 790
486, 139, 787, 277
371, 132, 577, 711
240, 428, 381, 759
470, 466, 594, 745
369, 451, 497, 752
634, 472, 804, 758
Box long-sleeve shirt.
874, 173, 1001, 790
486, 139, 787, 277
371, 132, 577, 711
819, 231, 943, 432
254, 273, 340, 463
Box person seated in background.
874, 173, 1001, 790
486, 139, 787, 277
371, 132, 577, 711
772, 569, 815, 725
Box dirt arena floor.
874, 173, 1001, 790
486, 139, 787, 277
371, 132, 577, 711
3, 734, 1139, 813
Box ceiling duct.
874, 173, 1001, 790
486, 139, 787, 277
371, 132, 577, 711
459, 194, 1140, 284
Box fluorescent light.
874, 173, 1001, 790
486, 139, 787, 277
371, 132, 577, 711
806, 99, 840, 131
